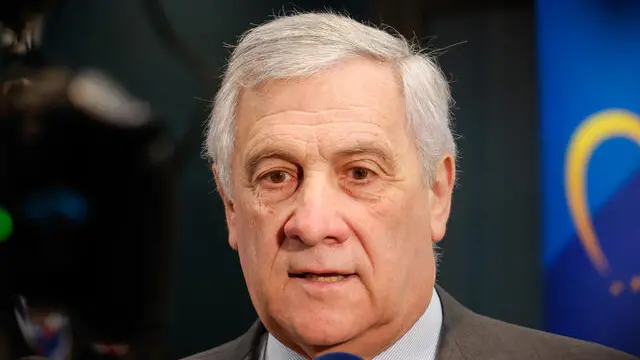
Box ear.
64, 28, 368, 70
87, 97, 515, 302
429, 155, 456, 243
213, 164, 238, 250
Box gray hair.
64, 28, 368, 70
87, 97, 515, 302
205, 12, 456, 198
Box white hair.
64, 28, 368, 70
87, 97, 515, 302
205, 12, 456, 199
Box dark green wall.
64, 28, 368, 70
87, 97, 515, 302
425, 5, 541, 330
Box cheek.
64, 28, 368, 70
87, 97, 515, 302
233, 199, 287, 282
236, 208, 273, 261
368, 191, 425, 246
357, 189, 432, 283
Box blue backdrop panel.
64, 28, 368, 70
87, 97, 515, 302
538, 0, 640, 356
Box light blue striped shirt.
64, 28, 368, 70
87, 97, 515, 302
262, 288, 442, 360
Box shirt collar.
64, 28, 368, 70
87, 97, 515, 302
265, 288, 443, 360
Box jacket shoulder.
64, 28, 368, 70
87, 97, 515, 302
470, 313, 637, 360
180, 321, 265, 360
180, 336, 247, 360
436, 286, 637, 360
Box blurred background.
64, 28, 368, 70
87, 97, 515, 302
0, 0, 638, 359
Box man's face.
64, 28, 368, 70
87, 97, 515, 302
217, 57, 454, 357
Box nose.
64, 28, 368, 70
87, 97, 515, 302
283, 175, 351, 246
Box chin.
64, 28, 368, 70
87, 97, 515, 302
285, 309, 369, 347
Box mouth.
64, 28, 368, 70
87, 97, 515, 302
288, 272, 354, 283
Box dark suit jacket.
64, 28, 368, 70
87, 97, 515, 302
183, 286, 638, 360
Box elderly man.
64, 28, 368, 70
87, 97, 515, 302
186, 12, 636, 360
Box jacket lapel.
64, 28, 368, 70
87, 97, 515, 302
435, 285, 468, 360
232, 321, 268, 360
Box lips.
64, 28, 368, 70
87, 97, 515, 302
289, 272, 355, 283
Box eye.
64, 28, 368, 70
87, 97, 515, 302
258, 169, 297, 189
348, 167, 372, 181
266, 170, 291, 184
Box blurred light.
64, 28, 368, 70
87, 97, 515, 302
23, 188, 88, 225
0, 205, 13, 242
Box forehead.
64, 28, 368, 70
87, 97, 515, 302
235, 57, 406, 137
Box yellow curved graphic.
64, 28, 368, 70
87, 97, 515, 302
565, 110, 640, 275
